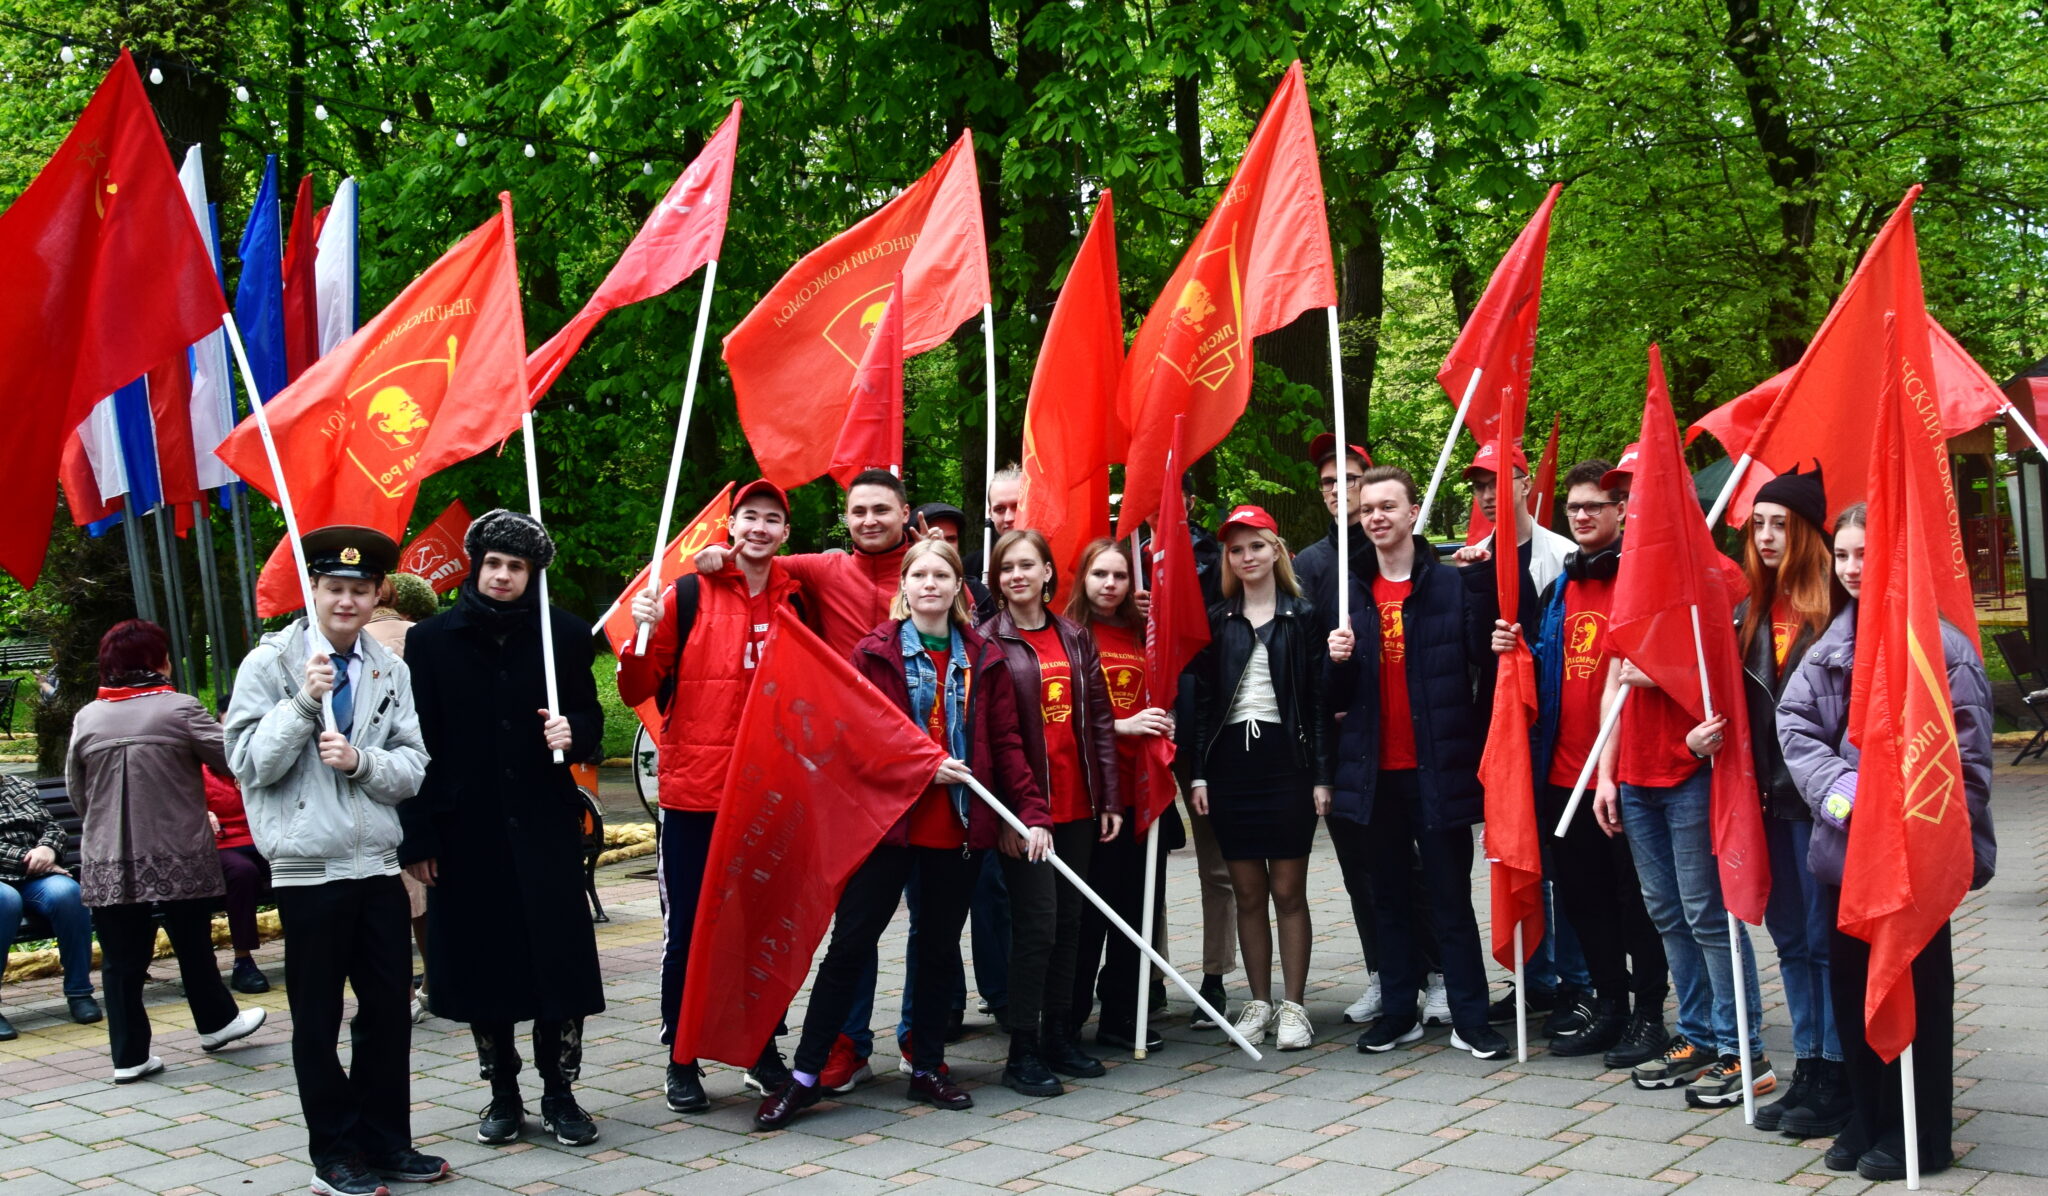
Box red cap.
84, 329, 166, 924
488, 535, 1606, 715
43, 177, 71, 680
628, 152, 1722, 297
1218, 504, 1280, 538
1462, 438, 1529, 480
731, 478, 790, 516
1601, 444, 1641, 492
1308, 433, 1373, 470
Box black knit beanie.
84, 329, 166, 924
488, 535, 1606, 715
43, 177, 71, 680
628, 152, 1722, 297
1752, 462, 1827, 531
465, 509, 556, 569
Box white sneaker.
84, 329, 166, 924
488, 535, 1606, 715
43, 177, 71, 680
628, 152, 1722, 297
1274, 1001, 1313, 1051
411, 993, 427, 1024
1421, 973, 1452, 1026
112, 1055, 164, 1084
1231, 999, 1275, 1045
199, 1008, 266, 1053
1342, 975, 1383, 1024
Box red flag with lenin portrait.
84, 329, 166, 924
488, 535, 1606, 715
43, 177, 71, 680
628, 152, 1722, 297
215, 194, 530, 616
1118, 61, 1336, 526
1838, 313, 1978, 1062
1135, 416, 1211, 832
1437, 185, 1560, 448
398, 499, 474, 594
675, 612, 948, 1066
597, 483, 735, 735
1610, 345, 1770, 924
726, 131, 988, 489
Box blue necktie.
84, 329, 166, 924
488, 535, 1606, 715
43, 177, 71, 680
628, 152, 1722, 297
331, 651, 356, 736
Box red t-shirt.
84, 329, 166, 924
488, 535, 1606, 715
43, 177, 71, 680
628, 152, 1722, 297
1616, 683, 1701, 788
1022, 623, 1091, 823
742, 588, 774, 671
1091, 621, 1149, 804
907, 646, 968, 849
1373, 576, 1418, 770
1548, 575, 1615, 787
1769, 595, 1798, 671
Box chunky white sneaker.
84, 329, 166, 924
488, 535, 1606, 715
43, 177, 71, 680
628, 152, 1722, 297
1231, 999, 1275, 1045
199, 1008, 266, 1052
1342, 974, 1383, 1024
112, 1055, 164, 1084
1274, 1001, 1313, 1051
1420, 973, 1452, 1026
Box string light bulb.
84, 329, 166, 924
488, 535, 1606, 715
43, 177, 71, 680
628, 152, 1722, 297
380, 118, 394, 134
59, 41, 74, 64
314, 103, 328, 120
587, 150, 599, 165
235, 82, 250, 102
524, 143, 536, 158
454, 131, 467, 148
148, 65, 163, 84
643, 162, 654, 176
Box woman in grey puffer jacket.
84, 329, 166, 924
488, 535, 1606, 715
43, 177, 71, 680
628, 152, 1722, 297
1776, 503, 1994, 1182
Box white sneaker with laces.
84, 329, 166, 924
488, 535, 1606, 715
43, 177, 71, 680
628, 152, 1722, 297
199, 1007, 266, 1052
1421, 973, 1452, 1026
1275, 1001, 1313, 1051
1231, 999, 1275, 1045
1343, 974, 1383, 1024
112, 1055, 164, 1083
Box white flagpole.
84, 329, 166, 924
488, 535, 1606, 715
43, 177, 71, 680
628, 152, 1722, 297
1132, 820, 1161, 1060
1555, 687, 1629, 837
1901, 1043, 1921, 1188
1688, 614, 1756, 1124
634, 259, 721, 656
960, 773, 1261, 1061
1513, 923, 1527, 1062
1705, 453, 1753, 527
982, 303, 999, 575
1416, 368, 1483, 530
1327, 307, 1352, 628
520, 411, 566, 764
1999, 402, 2048, 459
220, 312, 335, 732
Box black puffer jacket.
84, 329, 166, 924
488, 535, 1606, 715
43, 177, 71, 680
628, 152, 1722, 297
1735, 595, 1827, 821
1187, 591, 1335, 787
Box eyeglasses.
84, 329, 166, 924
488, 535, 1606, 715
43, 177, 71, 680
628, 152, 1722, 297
1564, 501, 1622, 515
1317, 476, 1364, 493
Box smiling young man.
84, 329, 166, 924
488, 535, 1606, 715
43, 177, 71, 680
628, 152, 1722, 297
620, 480, 804, 1114
225, 527, 437, 1196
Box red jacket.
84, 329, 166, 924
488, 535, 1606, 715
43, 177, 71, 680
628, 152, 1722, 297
977, 609, 1123, 820
617, 564, 801, 811
782, 539, 911, 656
204, 767, 253, 850
852, 619, 1047, 847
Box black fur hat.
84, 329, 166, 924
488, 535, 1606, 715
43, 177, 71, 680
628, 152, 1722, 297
1753, 462, 1828, 531
465, 509, 556, 570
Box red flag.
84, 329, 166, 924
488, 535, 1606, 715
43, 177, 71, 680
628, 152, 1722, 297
674, 611, 948, 1066
215, 194, 530, 615
398, 498, 475, 594
1020, 194, 1125, 584
1463, 492, 1494, 548
1611, 345, 1770, 923
828, 274, 905, 487
1118, 62, 1336, 525
282, 174, 321, 380
1436, 184, 1560, 447
528, 103, 741, 404
145, 351, 203, 519
1528, 413, 1561, 527
1135, 416, 1212, 832
727, 131, 988, 488
598, 484, 735, 734
1839, 313, 1977, 1062
0, 49, 228, 587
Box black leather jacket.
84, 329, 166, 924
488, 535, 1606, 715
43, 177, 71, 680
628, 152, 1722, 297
1188, 590, 1335, 787
1735, 595, 1827, 821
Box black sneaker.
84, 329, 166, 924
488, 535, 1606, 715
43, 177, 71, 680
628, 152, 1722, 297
1095, 1020, 1163, 1052
1549, 997, 1626, 1058
366, 1150, 448, 1183
1189, 974, 1227, 1030
1002, 1033, 1064, 1097
1485, 983, 1555, 1025
1632, 1036, 1715, 1089
1602, 1008, 1671, 1070
68, 995, 103, 1024
1450, 1025, 1511, 1061
311, 1158, 390, 1196
744, 1043, 792, 1096
665, 1060, 709, 1113
231, 958, 271, 994
1857, 1144, 1950, 1182
0, 1011, 14, 1041
1684, 1054, 1775, 1108
1358, 1016, 1424, 1053
1041, 1027, 1106, 1079
540, 1094, 598, 1147
1541, 990, 1591, 1037
476, 1092, 523, 1145
1752, 1057, 1815, 1132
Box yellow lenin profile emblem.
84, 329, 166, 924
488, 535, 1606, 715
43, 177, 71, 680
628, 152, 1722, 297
343, 335, 457, 499
1155, 229, 1243, 393
821, 284, 898, 368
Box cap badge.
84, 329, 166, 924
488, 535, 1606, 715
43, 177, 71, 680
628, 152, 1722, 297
340, 547, 362, 565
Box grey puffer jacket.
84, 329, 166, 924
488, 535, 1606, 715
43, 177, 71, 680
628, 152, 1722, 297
1775, 602, 1995, 889
223, 620, 428, 886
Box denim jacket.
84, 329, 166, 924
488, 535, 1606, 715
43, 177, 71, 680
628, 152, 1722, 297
900, 619, 972, 829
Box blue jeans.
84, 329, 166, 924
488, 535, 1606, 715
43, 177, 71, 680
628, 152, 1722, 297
0, 874, 96, 999
1621, 768, 1763, 1060
850, 850, 1008, 1054
1764, 817, 1841, 1062
1525, 843, 1591, 993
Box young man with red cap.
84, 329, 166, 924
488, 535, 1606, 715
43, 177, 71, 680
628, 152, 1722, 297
1462, 439, 1576, 597
622, 480, 805, 1114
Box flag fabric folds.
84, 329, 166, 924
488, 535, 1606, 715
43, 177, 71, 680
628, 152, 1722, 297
398, 498, 475, 594
828, 274, 906, 487
528, 102, 742, 405
234, 156, 289, 405
281, 173, 321, 381
1529, 414, 1561, 527
1435, 185, 1561, 447
314, 177, 360, 356
1610, 345, 1770, 924
727, 130, 988, 489
598, 483, 735, 734
1838, 313, 1978, 1063
673, 611, 948, 1066
0, 49, 228, 586
178, 145, 240, 493
215, 194, 531, 615
1136, 418, 1212, 831
1118, 61, 1336, 526
1020, 193, 1125, 586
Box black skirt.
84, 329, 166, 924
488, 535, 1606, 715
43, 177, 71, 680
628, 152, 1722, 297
1203, 721, 1316, 860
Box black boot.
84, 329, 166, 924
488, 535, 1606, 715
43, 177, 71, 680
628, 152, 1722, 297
1549, 996, 1626, 1058
1753, 1057, 1816, 1133
665, 1060, 710, 1113
1779, 1058, 1855, 1139
1002, 1028, 1063, 1096
1602, 1006, 1671, 1070
1040, 1016, 1106, 1079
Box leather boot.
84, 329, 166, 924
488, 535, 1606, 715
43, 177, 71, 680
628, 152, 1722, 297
1002, 1027, 1063, 1096
1040, 1015, 1106, 1079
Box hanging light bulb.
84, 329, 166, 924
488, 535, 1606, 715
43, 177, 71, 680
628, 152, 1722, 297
642, 162, 654, 176
235, 82, 250, 102
587, 150, 600, 165
148, 65, 164, 85
380, 118, 394, 134
59, 41, 74, 64
524, 143, 536, 158
314, 103, 328, 121
455, 131, 468, 148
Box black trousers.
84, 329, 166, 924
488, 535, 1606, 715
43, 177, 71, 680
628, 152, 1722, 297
1829, 898, 1953, 1161
1002, 820, 1097, 1037
274, 876, 413, 1168
474, 1019, 584, 1096
794, 845, 979, 1076
218, 846, 272, 956
93, 898, 240, 1068
1362, 770, 1491, 1033
1071, 818, 1163, 1028
1326, 814, 1441, 976
1546, 784, 1669, 1009
657, 808, 718, 1047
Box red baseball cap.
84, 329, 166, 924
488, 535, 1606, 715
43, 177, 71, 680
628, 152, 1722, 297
1462, 438, 1529, 480
1308, 433, 1373, 470
1218, 504, 1280, 538
731, 478, 790, 516
1601, 444, 1641, 492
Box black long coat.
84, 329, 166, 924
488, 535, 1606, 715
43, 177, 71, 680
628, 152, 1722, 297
399, 593, 605, 1024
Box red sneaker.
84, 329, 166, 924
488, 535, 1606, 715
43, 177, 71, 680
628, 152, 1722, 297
894, 1033, 951, 1077
819, 1034, 873, 1093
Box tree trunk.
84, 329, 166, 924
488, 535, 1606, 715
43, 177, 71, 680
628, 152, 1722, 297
1722, 0, 1820, 370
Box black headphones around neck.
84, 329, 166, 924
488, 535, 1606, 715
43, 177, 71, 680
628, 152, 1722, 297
1564, 542, 1621, 582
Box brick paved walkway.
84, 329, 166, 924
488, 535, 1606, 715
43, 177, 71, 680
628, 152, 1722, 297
2, 766, 2043, 1195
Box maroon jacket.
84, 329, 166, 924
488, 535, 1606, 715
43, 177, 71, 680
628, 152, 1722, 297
976, 609, 1123, 820
853, 619, 1047, 849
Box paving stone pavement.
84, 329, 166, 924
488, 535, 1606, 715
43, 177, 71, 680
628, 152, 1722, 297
2, 765, 2044, 1195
